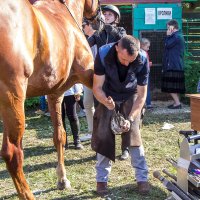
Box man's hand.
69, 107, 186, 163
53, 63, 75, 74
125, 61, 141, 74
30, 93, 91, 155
121, 120, 131, 133
128, 115, 134, 122
167, 26, 174, 36
104, 96, 115, 110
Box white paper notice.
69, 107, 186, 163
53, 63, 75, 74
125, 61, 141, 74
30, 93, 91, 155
157, 8, 172, 20
145, 8, 156, 25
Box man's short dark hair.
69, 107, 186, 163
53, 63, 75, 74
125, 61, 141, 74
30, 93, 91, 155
118, 35, 140, 55
167, 19, 179, 30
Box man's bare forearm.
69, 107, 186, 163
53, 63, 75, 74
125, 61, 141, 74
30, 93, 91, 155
128, 96, 146, 120
128, 85, 147, 121
93, 87, 115, 110
93, 87, 107, 105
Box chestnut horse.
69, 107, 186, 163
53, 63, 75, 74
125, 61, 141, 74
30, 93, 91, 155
0, 0, 100, 199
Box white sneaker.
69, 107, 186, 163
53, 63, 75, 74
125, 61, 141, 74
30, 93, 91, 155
80, 134, 92, 142
120, 150, 129, 160
78, 110, 86, 118
44, 112, 50, 117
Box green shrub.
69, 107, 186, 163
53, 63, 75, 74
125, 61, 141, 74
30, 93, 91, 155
25, 97, 40, 109
184, 52, 200, 94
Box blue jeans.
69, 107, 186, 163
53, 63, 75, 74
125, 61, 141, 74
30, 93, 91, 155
197, 80, 200, 93
96, 146, 148, 183
40, 96, 46, 111
146, 78, 151, 106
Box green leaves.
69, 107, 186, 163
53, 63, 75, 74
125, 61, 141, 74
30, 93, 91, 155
25, 97, 40, 109
184, 52, 200, 94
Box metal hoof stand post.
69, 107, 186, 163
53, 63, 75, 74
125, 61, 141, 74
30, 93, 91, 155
154, 94, 200, 200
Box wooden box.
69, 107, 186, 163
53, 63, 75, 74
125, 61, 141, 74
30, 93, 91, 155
186, 94, 200, 131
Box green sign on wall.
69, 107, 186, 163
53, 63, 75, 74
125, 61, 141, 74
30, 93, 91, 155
133, 3, 182, 37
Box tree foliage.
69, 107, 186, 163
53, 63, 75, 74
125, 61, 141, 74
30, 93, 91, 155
25, 97, 40, 109
184, 52, 200, 94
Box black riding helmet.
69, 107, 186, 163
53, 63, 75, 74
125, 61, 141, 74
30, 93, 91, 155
102, 5, 121, 24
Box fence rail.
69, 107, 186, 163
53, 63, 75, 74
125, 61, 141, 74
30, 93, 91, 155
182, 17, 200, 61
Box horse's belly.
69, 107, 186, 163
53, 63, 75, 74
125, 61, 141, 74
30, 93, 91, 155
26, 68, 67, 97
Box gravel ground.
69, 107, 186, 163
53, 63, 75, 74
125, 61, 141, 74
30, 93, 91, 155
146, 101, 190, 115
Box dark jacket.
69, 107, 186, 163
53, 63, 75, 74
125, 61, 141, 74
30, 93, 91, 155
98, 43, 149, 102
88, 24, 126, 50
162, 30, 185, 72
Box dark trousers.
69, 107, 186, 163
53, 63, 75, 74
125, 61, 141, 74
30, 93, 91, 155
77, 95, 84, 110
62, 95, 80, 145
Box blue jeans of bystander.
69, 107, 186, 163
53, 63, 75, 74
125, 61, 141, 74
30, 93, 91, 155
40, 96, 46, 111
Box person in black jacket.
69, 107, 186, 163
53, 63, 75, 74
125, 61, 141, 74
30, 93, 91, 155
162, 19, 185, 109
88, 5, 126, 50
88, 5, 129, 160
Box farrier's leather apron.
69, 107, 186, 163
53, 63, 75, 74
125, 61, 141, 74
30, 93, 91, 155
91, 94, 142, 161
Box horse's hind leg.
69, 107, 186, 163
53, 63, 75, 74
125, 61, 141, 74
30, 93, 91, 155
47, 94, 71, 190
0, 90, 35, 199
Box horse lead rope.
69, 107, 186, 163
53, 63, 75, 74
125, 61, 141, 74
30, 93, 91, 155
59, 0, 101, 34
59, 0, 84, 33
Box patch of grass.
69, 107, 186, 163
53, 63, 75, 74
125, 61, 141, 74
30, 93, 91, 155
0, 109, 191, 200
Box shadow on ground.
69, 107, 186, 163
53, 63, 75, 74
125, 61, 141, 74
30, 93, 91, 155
0, 154, 95, 180
51, 183, 167, 200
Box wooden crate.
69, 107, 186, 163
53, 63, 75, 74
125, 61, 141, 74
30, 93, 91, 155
186, 94, 200, 131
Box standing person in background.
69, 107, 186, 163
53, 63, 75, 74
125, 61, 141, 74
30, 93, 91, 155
88, 5, 126, 50
80, 20, 97, 142
83, 20, 98, 58
140, 38, 153, 109
197, 73, 200, 93
198, 80, 200, 93
77, 95, 86, 118
162, 19, 185, 109
62, 84, 84, 150
88, 5, 129, 160
35, 96, 47, 115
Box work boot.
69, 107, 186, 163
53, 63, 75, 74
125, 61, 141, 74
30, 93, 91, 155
137, 181, 150, 195
96, 182, 108, 196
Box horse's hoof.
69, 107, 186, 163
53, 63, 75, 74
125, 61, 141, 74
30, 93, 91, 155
57, 179, 71, 190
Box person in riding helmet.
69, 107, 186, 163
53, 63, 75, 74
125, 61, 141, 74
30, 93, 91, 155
88, 4, 126, 50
